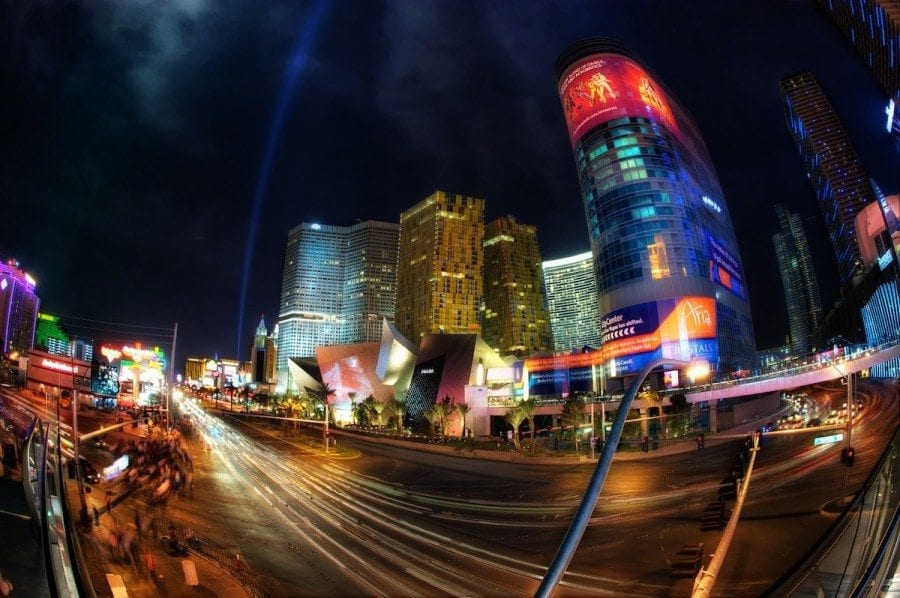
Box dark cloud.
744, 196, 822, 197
2, 1, 896, 363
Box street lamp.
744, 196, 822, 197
535, 356, 710, 598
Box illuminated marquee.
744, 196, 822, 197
558, 54, 680, 147
101, 346, 122, 363
524, 296, 718, 382
41, 358, 75, 373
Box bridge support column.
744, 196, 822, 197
639, 408, 650, 439
709, 399, 718, 433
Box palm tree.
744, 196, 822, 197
371, 401, 387, 428
311, 382, 336, 448
387, 397, 406, 434
505, 406, 526, 450
453, 402, 471, 440
432, 396, 452, 438
519, 398, 537, 441
423, 407, 438, 437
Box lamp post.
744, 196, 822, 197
535, 356, 709, 598
831, 363, 854, 504
68, 342, 91, 525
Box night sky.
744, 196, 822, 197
3, 1, 897, 369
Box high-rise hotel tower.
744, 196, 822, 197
555, 38, 755, 373
773, 204, 824, 354
780, 71, 876, 288
276, 221, 399, 382
396, 190, 484, 342
542, 251, 602, 352
482, 215, 553, 357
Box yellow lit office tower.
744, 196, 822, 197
482, 215, 553, 357
396, 190, 485, 342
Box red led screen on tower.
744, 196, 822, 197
558, 54, 681, 147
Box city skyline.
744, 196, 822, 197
3, 2, 897, 363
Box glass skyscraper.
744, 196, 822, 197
780, 71, 876, 287
541, 251, 602, 352
395, 190, 484, 342
0, 259, 40, 356
773, 204, 824, 354
482, 215, 552, 357
818, 0, 900, 146
276, 221, 399, 385
555, 38, 756, 374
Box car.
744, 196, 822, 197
85, 437, 109, 450
79, 458, 101, 485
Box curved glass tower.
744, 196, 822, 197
555, 38, 755, 374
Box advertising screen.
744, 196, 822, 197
706, 233, 745, 299
523, 296, 717, 388
558, 54, 681, 147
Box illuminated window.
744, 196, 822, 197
647, 234, 670, 279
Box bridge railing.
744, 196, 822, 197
768, 425, 900, 596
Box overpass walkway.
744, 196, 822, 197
0, 468, 49, 597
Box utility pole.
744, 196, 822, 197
69, 342, 90, 525
841, 371, 854, 503
323, 402, 329, 453
167, 323, 178, 430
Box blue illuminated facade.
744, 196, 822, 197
555, 38, 756, 373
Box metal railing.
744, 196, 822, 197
162, 518, 266, 597
768, 425, 900, 596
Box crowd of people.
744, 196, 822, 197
113, 429, 195, 506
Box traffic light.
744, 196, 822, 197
840, 447, 856, 466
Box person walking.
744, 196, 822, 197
93, 505, 100, 527
144, 552, 155, 579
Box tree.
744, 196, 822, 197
519, 398, 537, 441
310, 382, 336, 448
453, 402, 471, 439
504, 406, 526, 450
352, 400, 371, 427
431, 396, 452, 438
561, 396, 587, 449
560, 396, 586, 432
387, 397, 406, 434
666, 392, 691, 437
423, 407, 438, 437
371, 401, 387, 428
639, 389, 665, 437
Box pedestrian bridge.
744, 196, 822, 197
685, 341, 900, 404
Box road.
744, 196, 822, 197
163, 378, 896, 596
2, 379, 896, 596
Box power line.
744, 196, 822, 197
59, 324, 174, 339
55, 314, 174, 332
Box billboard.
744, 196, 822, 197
524, 296, 718, 386
558, 54, 681, 147
706, 233, 745, 299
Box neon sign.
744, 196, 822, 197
101, 346, 122, 363
41, 358, 74, 373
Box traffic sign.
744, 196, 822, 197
813, 433, 844, 446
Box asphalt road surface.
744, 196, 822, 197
159, 378, 897, 597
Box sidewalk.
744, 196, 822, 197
0, 471, 49, 598
68, 457, 252, 597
